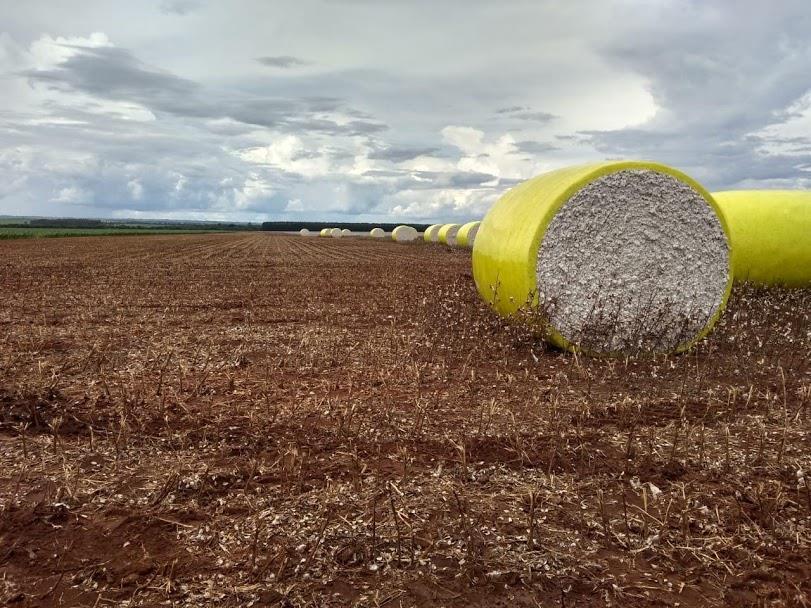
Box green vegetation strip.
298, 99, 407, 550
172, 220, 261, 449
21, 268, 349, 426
0, 227, 234, 240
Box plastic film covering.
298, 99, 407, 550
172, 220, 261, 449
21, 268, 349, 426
437, 224, 461, 246
712, 190, 811, 287
392, 225, 418, 242
423, 224, 441, 242
456, 221, 481, 248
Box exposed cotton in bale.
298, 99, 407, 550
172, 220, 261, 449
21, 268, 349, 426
370, 227, 385, 238
392, 225, 418, 242
423, 224, 441, 242
438, 224, 461, 246
472, 161, 732, 356
300, 228, 311, 236
456, 221, 481, 248
712, 190, 811, 287
330, 228, 343, 238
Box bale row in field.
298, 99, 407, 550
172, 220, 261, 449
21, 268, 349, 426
473, 161, 732, 356
370, 227, 385, 238
423, 224, 441, 243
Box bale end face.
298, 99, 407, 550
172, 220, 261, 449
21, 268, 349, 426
473, 162, 732, 356
392, 225, 418, 242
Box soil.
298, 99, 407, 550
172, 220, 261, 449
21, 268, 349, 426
0, 232, 809, 607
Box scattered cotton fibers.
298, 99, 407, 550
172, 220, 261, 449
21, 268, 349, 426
330, 228, 343, 238
370, 227, 385, 238
536, 169, 729, 353
392, 225, 418, 242
299, 228, 311, 236
423, 224, 441, 242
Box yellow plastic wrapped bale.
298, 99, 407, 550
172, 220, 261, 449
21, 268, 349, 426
330, 228, 343, 238
456, 221, 481, 248
392, 225, 418, 242
370, 227, 385, 238
712, 190, 811, 287
438, 223, 461, 246
423, 224, 441, 242
320, 228, 331, 237
472, 161, 732, 355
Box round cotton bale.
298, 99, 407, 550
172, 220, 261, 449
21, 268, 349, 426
341, 228, 352, 237
456, 221, 481, 248
423, 224, 441, 243
320, 228, 331, 237
392, 225, 419, 243
438, 224, 461, 246
472, 161, 732, 356
330, 228, 343, 238
370, 227, 385, 238
299, 228, 311, 236
712, 190, 811, 287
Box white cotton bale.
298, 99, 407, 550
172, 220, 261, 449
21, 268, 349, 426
341, 228, 352, 236
330, 228, 343, 238
299, 228, 311, 236
370, 227, 385, 238
392, 225, 419, 243
320, 228, 331, 237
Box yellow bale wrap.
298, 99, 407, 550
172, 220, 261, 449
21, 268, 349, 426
437, 224, 461, 245
423, 224, 441, 242
320, 228, 330, 237
712, 190, 811, 287
472, 161, 733, 355
456, 221, 481, 248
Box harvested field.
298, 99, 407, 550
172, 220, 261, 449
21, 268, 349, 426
0, 232, 809, 607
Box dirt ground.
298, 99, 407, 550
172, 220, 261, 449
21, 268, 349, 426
0, 232, 809, 607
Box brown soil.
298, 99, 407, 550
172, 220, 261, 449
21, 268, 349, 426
0, 232, 809, 607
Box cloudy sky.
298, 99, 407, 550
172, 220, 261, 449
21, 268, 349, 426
1, 1, 810, 222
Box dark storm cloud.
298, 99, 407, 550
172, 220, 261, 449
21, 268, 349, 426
585, 1, 811, 189
368, 146, 439, 162
256, 56, 310, 68
513, 140, 559, 154
496, 106, 556, 123
159, 0, 204, 16
22, 45, 388, 136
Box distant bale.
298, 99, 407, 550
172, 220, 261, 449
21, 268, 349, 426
392, 225, 419, 243
712, 190, 811, 287
438, 224, 461, 246
341, 228, 352, 237
330, 228, 343, 238
299, 228, 311, 236
370, 227, 385, 238
456, 221, 481, 248
320, 228, 331, 237
473, 161, 732, 356
423, 224, 441, 243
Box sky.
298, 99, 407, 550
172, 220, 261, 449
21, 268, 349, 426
1, 0, 810, 223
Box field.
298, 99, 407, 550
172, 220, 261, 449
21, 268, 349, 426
0, 228, 221, 240
0, 232, 809, 607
